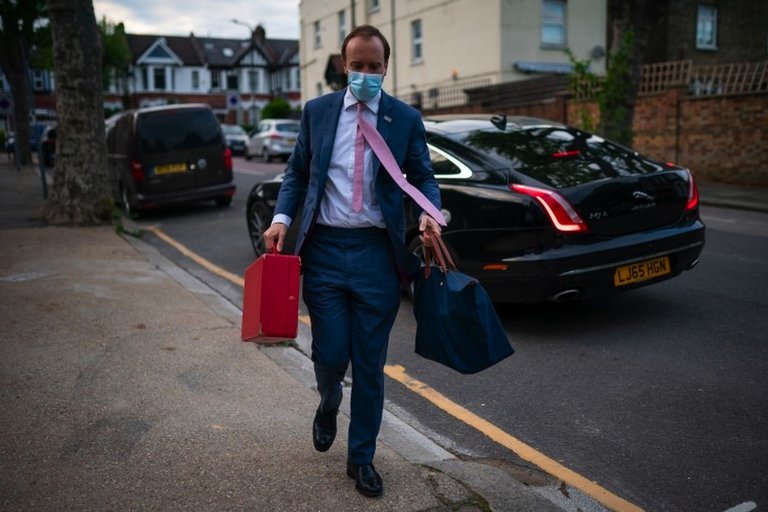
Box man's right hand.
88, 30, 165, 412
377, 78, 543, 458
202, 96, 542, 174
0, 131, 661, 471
263, 222, 288, 253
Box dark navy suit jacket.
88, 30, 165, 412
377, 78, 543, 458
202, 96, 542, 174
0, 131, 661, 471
274, 88, 442, 279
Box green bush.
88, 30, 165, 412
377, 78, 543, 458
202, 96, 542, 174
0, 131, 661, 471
261, 98, 292, 119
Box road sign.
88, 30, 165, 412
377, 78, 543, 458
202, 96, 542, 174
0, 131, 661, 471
0, 91, 13, 114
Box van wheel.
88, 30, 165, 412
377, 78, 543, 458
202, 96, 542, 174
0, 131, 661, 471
216, 196, 232, 207
263, 150, 272, 163
245, 151, 252, 161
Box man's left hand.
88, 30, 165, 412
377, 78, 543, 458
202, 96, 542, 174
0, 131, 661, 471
419, 215, 442, 247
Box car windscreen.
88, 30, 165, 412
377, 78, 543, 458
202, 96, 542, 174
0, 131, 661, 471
139, 109, 222, 154
222, 125, 246, 135
275, 123, 300, 133
451, 126, 665, 188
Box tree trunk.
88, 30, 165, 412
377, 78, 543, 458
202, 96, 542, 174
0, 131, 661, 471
0, 18, 34, 164
605, 0, 669, 146
43, 0, 112, 225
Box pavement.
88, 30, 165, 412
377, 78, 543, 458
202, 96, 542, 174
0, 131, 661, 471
1, 158, 765, 512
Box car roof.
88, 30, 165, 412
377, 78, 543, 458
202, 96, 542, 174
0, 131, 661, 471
423, 114, 567, 135
133, 103, 213, 116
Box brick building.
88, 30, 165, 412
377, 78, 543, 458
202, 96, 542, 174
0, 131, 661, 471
645, 0, 768, 64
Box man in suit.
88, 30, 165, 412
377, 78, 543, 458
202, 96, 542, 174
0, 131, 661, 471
263, 24, 442, 497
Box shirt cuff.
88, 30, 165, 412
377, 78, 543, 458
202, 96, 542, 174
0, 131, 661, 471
271, 214, 292, 227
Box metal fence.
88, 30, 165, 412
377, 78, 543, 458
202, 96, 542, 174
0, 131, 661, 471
398, 78, 492, 110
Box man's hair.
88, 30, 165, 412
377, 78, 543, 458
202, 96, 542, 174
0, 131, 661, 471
341, 24, 390, 63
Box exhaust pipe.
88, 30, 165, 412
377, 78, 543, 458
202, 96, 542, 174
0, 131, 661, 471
686, 258, 700, 270
551, 289, 581, 302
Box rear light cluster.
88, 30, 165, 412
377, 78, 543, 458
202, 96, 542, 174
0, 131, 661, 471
684, 168, 699, 211
224, 148, 233, 171
510, 184, 589, 233
130, 160, 145, 183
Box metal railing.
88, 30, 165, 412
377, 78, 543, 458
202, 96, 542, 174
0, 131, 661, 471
398, 78, 492, 110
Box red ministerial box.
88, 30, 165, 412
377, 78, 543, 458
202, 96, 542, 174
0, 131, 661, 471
241, 253, 301, 343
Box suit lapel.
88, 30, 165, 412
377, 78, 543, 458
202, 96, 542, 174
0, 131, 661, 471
373, 92, 396, 174
317, 90, 346, 180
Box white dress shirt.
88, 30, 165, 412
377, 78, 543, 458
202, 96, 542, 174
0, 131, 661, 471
272, 88, 385, 229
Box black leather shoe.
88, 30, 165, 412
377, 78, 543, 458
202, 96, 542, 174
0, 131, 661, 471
312, 408, 338, 452
346, 460, 383, 497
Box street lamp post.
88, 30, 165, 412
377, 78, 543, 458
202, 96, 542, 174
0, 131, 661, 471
231, 19, 255, 126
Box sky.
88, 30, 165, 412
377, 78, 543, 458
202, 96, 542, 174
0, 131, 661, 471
93, 0, 301, 40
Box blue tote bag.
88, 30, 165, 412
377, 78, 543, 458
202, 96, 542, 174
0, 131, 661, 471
413, 236, 514, 374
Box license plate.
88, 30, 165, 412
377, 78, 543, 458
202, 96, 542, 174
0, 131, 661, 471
154, 162, 187, 175
613, 256, 671, 287
285, 138, 296, 144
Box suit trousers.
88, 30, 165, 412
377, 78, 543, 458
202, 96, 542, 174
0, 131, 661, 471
301, 224, 401, 465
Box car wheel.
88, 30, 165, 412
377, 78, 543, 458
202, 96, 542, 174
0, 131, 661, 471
216, 196, 232, 207
247, 200, 271, 256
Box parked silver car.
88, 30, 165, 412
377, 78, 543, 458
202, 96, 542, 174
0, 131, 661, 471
221, 124, 249, 156
246, 119, 299, 162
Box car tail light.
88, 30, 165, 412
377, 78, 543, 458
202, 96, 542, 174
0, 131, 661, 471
224, 147, 233, 171
510, 184, 589, 233
130, 160, 145, 183
684, 168, 699, 211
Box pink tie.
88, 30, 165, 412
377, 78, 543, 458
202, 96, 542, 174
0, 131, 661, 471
356, 109, 447, 226
352, 102, 365, 212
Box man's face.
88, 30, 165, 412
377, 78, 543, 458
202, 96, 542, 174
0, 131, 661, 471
343, 36, 388, 76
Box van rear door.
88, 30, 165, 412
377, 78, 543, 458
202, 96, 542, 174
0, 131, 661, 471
136, 108, 224, 194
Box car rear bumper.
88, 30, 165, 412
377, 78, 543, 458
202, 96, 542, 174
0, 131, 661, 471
455, 221, 706, 304
134, 182, 236, 210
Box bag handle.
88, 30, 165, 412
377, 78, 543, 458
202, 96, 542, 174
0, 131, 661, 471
422, 233, 457, 278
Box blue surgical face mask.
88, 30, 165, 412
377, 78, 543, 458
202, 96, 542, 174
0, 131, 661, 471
347, 71, 384, 102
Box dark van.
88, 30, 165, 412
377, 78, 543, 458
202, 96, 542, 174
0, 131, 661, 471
106, 104, 235, 215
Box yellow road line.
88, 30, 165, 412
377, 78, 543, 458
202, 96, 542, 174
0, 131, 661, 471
146, 226, 641, 511
384, 364, 644, 512
144, 225, 244, 287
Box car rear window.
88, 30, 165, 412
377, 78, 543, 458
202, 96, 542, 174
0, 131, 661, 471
276, 123, 299, 133
454, 126, 665, 188
139, 109, 222, 154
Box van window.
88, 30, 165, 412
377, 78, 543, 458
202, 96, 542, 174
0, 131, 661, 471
115, 115, 132, 154
138, 109, 221, 154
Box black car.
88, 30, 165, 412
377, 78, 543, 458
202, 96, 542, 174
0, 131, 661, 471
246, 115, 705, 303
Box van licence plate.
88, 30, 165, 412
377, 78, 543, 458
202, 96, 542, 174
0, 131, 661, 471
613, 256, 671, 287
154, 162, 187, 175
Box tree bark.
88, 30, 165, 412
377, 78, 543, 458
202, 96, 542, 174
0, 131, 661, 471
605, 0, 669, 145
43, 0, 112, 225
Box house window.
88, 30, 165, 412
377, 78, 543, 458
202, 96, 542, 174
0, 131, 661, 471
314, 20, 321, 48
226, 71, 239, 91
370, 0, 380, 12
32, 70, 45, 91
411, 20, 423, 63
541, 0, 566, 47
192, 70, 199, 90
211, 70, 221, 89
141, 67, 148, 90
696, 5, 718, 50
338, 10, 346, 47
153, 67, 166, 90
248, 70, 259, 92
